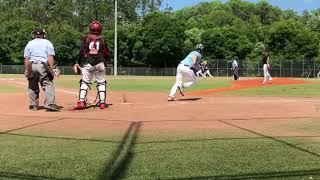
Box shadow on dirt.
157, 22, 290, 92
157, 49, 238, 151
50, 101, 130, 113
177, 98, 202, 101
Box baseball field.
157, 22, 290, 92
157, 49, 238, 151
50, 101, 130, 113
0, 75, 320, 179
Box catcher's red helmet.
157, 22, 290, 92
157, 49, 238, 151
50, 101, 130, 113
89, 21, 102, 35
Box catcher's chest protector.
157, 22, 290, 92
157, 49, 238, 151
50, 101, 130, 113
84, 35, 108, 58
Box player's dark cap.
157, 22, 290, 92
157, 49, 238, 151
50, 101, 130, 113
32, 27, 47, 35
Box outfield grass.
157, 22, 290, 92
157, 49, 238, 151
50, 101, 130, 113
1, 124, 320, 179
222, 83, 320, 97
55, 77, 231, 92
0, 84, 23, 93
0, 74, 25, 78
2, 75, 320, 97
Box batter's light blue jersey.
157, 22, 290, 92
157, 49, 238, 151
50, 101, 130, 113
24, 38, 55, 63
180, 51, 202, 67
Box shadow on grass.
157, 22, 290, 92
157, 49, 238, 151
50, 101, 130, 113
161, 168, 320, 180
220, 120, 320, 158
4, 132, 120, 144
0, 171, 73, 180
4, 132, 320, 147
98, 121, 141, 180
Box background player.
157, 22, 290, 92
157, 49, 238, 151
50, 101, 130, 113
74, 21, 110, 110
24, 27, 59, 111
202, 61, 213, 77
262, 48, 272, 84
196, 64, 205, 77
231, 57, 239, 80
168, 44, 204, 101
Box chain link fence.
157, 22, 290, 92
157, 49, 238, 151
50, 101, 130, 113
1, 59, 320, 77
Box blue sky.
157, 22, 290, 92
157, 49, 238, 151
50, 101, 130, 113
162, 0, 320, 13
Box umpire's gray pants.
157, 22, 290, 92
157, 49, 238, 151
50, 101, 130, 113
28, 63, 56, 108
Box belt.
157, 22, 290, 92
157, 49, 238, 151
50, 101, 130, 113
30, 60, 44, 64
180, 63, 190, 67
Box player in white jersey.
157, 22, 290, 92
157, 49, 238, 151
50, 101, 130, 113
168, 44, 204, 101
262, 48, 272, 84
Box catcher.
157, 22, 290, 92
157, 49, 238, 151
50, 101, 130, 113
74, 21, 110, 110
24, 27, 59, 111
168, 44, 204, 101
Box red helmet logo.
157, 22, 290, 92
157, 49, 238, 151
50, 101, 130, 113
89, 21, 102, 34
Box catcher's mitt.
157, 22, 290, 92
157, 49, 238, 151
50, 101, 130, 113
47, 66, 55, 81
74, 64, 82, 75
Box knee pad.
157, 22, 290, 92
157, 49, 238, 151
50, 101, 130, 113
96, 81, 107, 103
79, 79, 91, 102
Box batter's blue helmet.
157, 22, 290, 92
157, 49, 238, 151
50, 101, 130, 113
196, 44, 204, 53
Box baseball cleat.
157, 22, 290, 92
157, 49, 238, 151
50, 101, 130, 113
29, 105, 39, 111
167, 96, 175, 101
74, 101, 86, 110
45, 104, 59, 112
99, 103, 106, 109
178, 86, 185, 96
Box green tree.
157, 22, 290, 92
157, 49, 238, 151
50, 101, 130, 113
46, 22, 81, 65
0, 20, 38, 64
133, 12, 185, 67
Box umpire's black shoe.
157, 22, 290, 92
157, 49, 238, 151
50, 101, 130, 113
178, 85, 185, 96
45, 104, 59, 112
29, 105, 39, 111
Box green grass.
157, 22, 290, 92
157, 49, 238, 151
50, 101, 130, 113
221, 83, 320, 97
56, 77, 231, 92
0, 84, 23, 93
1, 128, 320, 179
2, 74, 320, 97
0, 74, 25, 78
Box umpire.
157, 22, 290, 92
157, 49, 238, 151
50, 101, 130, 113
24, 27, 59, 111
231, 57, 239, 80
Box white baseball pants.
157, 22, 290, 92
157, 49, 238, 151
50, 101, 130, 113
262, 64, 272, 83
169, 64, 197, 97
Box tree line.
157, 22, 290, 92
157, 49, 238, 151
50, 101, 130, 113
0, 0, 319, 68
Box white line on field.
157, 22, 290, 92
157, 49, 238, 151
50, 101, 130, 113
1, 79, 79, 95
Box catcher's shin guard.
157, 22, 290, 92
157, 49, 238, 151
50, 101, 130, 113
95, 81, 107, 107
79, 79, 91, 103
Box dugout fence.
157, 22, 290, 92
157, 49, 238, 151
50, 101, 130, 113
1, 59, 320, 78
